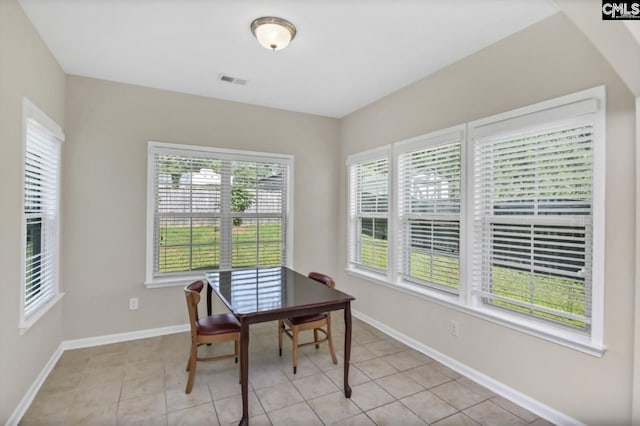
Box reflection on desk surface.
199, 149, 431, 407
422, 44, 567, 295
208, 267, 284, 313
205, 267, 354, 315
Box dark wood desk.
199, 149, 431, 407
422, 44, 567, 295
205, 267, 355, 426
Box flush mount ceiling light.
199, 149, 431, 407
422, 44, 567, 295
250, 17, 296, 51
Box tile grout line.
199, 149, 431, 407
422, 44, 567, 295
22, 321, 544, 426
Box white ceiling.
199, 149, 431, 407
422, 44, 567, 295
19, 0, 560, 118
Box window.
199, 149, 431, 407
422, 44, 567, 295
346, 87, 605, 354
469, 91, 603, 338
21, 98, 64, 332
347, 148, 390, 273
396, 127, 463, 294
146, 142, 292, 286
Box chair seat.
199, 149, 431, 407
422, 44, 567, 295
196, 313, 240, 335
288, 313, 327, 325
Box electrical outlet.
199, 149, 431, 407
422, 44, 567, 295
129, 297, 139, 310
449, 319, 459, 337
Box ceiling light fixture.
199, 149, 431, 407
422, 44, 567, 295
250, 17, 296, 51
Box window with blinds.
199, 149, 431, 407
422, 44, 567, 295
397, 129, 462, 293
22, 100, 64, 327
148, 143, 291, 282
346, 87, 605, 352
348, 153, 389, 272
471, 110, 598, 331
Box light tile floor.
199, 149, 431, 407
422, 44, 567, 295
20, 317, 554, 425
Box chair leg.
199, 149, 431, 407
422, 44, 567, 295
185, 343, 198, 394
292, 325, 299, 375
314, 328, 320, 349
278, 320, 284, 357
327, 322, 338, 365
186, 339, 195, 371
234, 339, 239, 364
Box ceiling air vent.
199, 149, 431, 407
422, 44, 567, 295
218, 74, 248, 86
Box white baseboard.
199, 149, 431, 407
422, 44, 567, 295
6, 323, 189, 426
6, 343, 64, 426
62, 323, 189, 350
352, 309, 583, 426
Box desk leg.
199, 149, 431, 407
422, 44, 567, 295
239, 320, 250, 426
343, 301, 352, 398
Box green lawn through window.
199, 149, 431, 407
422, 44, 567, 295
359, 235, 586, 329
158, 223, 282, 272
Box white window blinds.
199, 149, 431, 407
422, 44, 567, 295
150, 145, 290, 279
23, 117, 62, 319
397, 130, 462, 293
348, 154, 389, 272
471, 118, 595, 330
346, 87, 605, 352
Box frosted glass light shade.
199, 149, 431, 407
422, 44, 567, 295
251, 17, 296, 51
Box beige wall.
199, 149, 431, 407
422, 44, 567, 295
337, 13, 635, 424
62, 76, 340, 339
2, 2, 637, 424
633, 95, 640, 424
0, 0, 66, 422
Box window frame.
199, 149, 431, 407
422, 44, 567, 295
345, 86, 606, 356
395, 125, 466, 296
346, 146, 392, 280
467, 86, 606, 352
20, 98, 65, 334
145, 141, 294, 288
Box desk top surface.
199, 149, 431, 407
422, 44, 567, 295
205, 267, 354, 317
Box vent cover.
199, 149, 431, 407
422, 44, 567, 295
218, 74, 248, 86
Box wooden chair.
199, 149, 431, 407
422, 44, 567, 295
184, 280, 240, 394
278, 272, 338, 374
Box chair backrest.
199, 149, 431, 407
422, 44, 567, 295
308, 272, 335, 289
185, 280, 205, 339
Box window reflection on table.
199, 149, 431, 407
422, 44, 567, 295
207, 267, 284, 314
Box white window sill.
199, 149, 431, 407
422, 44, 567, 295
19, 292, 65, 335
144, 274, 207, 289
345, 267, 606, 358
